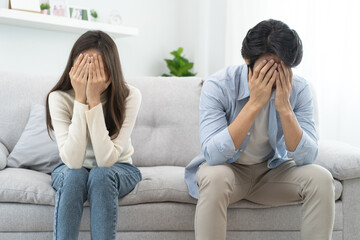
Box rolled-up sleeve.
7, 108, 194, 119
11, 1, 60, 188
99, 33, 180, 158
287, 84, 318, 165
199, 80, 236, 165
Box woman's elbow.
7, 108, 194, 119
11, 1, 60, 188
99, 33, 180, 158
60, 153, 83, 169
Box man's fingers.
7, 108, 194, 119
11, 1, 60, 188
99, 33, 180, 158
281, 61, 289, 80
262, 62, 278, 86
258, 59, 276, 81
248, 67, 253, 81
267, 69, 278, 88
253, 59, 268, 79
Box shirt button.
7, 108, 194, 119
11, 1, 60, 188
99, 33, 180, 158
247, 132, 251, 136
240, 149, 243, 152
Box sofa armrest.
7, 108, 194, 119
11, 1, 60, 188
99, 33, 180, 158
0, 141, 9, 170
314, 140, 360, 180
342, 178, 360, 240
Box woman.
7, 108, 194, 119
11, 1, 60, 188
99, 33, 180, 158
45, 30, 142, 240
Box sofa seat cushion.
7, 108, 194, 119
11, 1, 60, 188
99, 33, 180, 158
0, 166, 343, 207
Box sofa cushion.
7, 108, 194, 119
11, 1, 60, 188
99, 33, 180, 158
0, 166, 343, 206
6, 104, 61, 174
126, 77, 202, 167
315, 140, 360, 180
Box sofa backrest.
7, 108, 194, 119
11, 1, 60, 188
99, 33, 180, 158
0, 71, 320, 168
127, 77, 202, 167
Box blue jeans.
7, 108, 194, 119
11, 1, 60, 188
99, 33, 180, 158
51, 162, 142, 240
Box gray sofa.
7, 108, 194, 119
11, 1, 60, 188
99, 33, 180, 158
1, 71, 360, 240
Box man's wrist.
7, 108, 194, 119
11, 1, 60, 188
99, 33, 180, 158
246, 99, 264, 113
277, 102, 294, 118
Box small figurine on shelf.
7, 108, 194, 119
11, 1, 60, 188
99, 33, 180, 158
40, 3, 50, 15
108, 10, 123, 25
90, 9, 98, 22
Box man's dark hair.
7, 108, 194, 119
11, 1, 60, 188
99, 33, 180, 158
241, 19, 303, 71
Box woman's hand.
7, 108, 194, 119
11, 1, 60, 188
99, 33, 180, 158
274, 61, 293, 115
69, 53, 90, 104
87, 54, 111, 109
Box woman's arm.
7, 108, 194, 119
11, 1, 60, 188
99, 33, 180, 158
85, 86, 142, 167
48, 92, 88, 169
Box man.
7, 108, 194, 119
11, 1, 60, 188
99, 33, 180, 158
185, 19, 335, 240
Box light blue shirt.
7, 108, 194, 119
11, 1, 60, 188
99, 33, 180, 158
184, 64, 318, 199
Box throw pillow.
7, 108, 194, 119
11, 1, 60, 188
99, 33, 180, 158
6, 104, 61, 173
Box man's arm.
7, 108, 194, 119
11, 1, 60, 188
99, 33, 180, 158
276, 62, 318, 164
229, 59, 278, 149
200, 60, 277, 165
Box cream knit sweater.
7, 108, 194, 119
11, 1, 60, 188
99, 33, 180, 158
48, 84, 141, 169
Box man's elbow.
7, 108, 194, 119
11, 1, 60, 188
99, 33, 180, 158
203, 147, 227, 166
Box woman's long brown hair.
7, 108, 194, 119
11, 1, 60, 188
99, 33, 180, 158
45, 30, 129, 140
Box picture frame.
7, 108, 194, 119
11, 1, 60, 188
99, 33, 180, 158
8, 0, 41, 13
49, 0, 67, 17
67, 5, 89, 21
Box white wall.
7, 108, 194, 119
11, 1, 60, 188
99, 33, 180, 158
1, 0, 359, 147
225, 0, 360, 148
0, 0, 182, 77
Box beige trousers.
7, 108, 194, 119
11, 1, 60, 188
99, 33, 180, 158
195, 160, 335, 240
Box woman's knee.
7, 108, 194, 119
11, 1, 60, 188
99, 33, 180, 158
52, 165, 89, 191
88, 167, 113, 183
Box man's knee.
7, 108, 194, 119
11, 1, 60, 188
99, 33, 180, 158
306, 164, 335, 196
197, 163, 235, 194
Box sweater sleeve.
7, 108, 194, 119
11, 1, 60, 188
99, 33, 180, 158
85, 87, 142, 167
48, 92, 88, 169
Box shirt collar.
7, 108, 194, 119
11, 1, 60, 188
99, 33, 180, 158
237, 64, 276, 101
237, 65, 250, 100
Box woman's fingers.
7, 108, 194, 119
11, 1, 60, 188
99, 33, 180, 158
105, 77, 112, 89
74, 54, 88, 78
94, 55, 101, 80
73, 53, 83, 69
80, 63, 88, 80
89, 62, 93, 81
98, 55, 106, 79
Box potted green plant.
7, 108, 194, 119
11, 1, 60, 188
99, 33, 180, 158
90, 9, 98, 22
162, 47, 196, 77
40, 3, 50, 15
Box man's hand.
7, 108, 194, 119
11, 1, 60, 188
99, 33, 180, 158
274, 61, 293, 115
87, 54, 111, 109
248, 59, 278, 111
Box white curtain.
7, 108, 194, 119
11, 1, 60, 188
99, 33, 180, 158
225, 0, 360, 147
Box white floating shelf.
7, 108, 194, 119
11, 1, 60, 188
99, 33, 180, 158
0, 8, 138, 38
